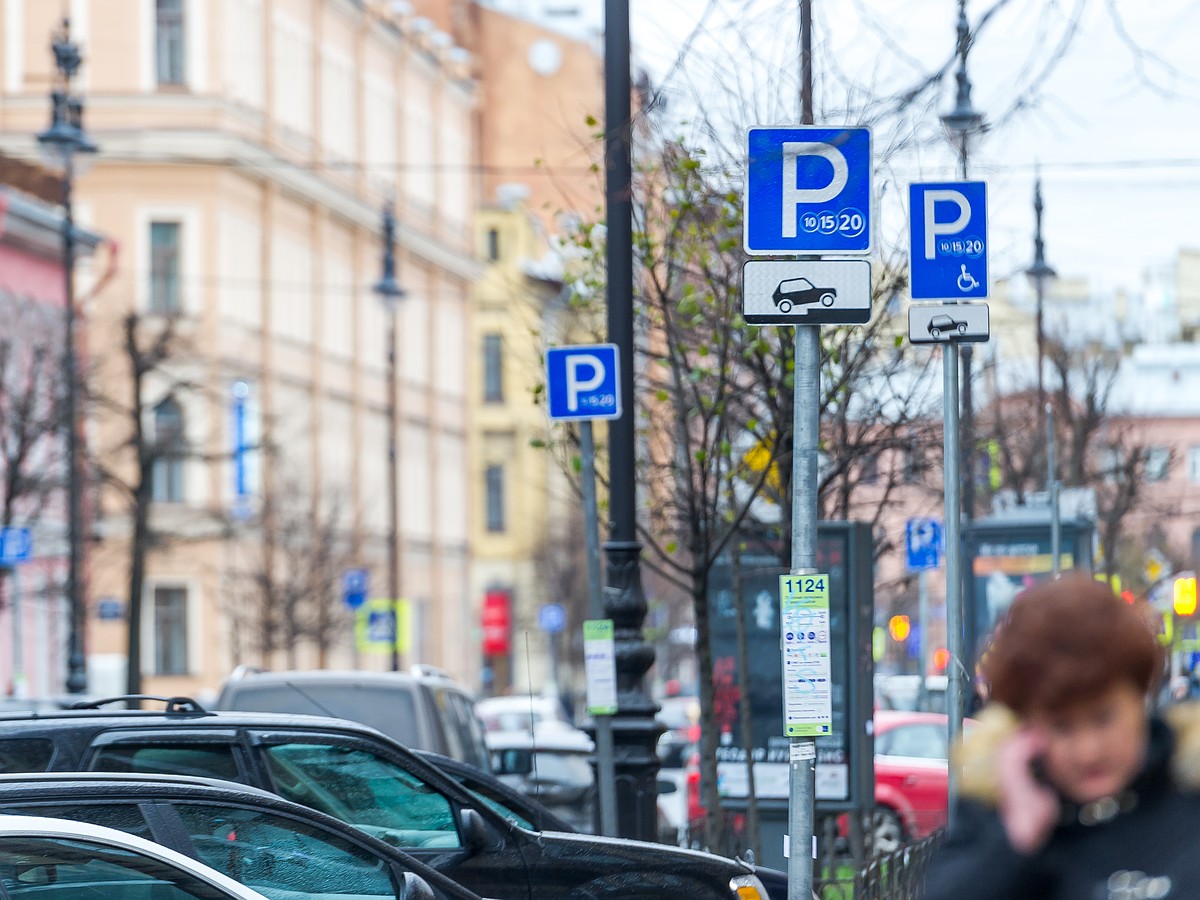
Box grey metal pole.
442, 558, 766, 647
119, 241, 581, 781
917, 569, 930, 711
10, 567, 24, 699
788, 326, 820, 899
387, 310, 401, 671
1047, 403, 1061, 579
943, 345, 963, 830
62, 149, 86, 695
581, 422, 618, 837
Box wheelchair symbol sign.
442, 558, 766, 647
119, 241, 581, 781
908, 182, 988, 300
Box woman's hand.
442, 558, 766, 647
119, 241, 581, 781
995, 726, 1059, 855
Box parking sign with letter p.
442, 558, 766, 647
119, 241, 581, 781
908, 182, 988, 300
545, 344, 622, 422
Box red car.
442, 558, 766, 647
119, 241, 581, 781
868, 710, 976, 851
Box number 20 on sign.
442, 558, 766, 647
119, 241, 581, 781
779, 574, 833, 737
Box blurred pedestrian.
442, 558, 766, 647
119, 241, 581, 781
924, 573, 1200, 900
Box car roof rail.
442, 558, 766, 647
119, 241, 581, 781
68, 695, 209, 714
227, 664, 267, 682
409, 663, 453, 681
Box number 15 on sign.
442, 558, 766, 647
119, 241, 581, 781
779, 574, 833, 737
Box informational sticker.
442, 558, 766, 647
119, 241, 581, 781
583, 619, 618, 715
790, 741, 816, 761
779, 574, 833, 737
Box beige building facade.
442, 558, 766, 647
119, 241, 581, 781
0, 0, 480, 697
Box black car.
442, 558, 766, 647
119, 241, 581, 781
0, 696, 770, 900
0, 772, 478, 900
771, 277, 836, 313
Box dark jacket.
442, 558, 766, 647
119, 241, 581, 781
924, 703, 1200, 900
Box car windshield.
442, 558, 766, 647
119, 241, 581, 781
263, 743, 463, 849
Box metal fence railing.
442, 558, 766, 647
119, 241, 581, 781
817, 832, 942, 900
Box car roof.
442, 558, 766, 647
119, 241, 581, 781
0, 814, 271, 899
486, 728, 594, 752
0, 703, 390, 737
0, 771, 281, 798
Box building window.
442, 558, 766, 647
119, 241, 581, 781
485, 465, 505, 532
903, 446, 926, 483
149, 222, 181, 313
1189, 447, 1200, 485
859, 454, 879, 485
1145, 446, 1171, 483
156, 0, 186, 86
152, 398, 186, 503
486, 229, 500, 262
483, 334, 503, 403
153, 586, 188, 675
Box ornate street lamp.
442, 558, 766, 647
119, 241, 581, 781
37, 18, 97, 694
373, 203, 406, 673
1025, 176, 1057, 429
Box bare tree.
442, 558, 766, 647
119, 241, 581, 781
90, 311, 207, 696
245, 474, 355, 668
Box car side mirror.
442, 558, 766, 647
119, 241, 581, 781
492, 748, 534, 776
657, 778, 678, 795
461, 807, 505, 851
397, 872, 436, 900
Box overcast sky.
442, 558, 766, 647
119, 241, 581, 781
622, 0, 1200, 299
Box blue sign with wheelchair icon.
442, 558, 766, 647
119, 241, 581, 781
908, 182, 988, 300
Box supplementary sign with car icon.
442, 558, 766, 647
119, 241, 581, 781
743, 259, 871, 325
908, 302, 990, 344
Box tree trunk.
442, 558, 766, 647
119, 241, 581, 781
693, 563, 723, 852
731, 540, 761, 862
126, 471, 151, 698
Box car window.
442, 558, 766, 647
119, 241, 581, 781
262, 743, 462, 848
432, 688, 467, 763
530, 751, 593, 789
224, 683, 420, 747
0, 835, 235, 899
0, 739, 54, 773
444, 691, 489, 772
879, 724, 947, 760
171, 803, 398, 900
5, 803, 154, 842
89, 743, 243, 782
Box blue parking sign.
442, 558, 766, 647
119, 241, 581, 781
546, 344, 621, 422
909, 182, 988, 300
905, 518, 943, 572
744, 126, 872, 255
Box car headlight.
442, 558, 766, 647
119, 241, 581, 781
729, 873, 769, 900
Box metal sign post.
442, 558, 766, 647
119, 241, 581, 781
1048, 403, 1062, 579
545, 343, 622, 837
905, 518, 943, 712
942, 344, 964, 829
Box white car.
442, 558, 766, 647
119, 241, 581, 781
475, 694, 571, 734
0, 813, 271, 899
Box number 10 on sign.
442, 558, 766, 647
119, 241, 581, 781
780, 574, 833, 737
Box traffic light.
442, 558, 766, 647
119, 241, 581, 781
888, 615, 911, 642
1174, 577, 1197, 617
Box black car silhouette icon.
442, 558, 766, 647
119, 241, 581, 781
927, 314, 968, 338
772, 277, 837, 313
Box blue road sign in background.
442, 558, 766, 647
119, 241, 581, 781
0, 527, 32, 566
909, 182, 988, 300
905, 518, 943, 572
341, 568, 369, 610
744, 126, 872, 255
546, 344, 621, 422
539, 603, 566, 634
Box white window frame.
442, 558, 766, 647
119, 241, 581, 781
142, 579, 201, 677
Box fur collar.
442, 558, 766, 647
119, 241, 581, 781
954, 701, 1200, 807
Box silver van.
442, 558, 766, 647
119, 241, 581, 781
214, 665, 491, 771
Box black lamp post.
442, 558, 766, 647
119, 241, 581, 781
373, 203, 406, 673
940, 0, 985, 521
1025, 176, 1056, 436
37, 18, 97, 695
603, 0, 662, 841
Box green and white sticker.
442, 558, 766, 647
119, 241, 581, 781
583, 619, 618, 716
779, 574, 833, 737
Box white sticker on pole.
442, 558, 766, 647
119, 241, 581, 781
583, 619, 618, 715
779, 574, 833, 737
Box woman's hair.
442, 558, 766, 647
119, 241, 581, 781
983, 573, 1164, 715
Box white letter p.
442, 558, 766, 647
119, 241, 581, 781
781, 141, 849, 238
923, 190, 971, 260
566, 355, 605, 412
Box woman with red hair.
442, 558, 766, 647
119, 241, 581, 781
924, 574, 1200, 899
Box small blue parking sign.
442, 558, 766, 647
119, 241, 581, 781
909, 182, 988, 299
342, 568, 369, 610
744, 126, 872, 255
539, 603, 566, 634
545, 344, 621, 422
905, 518, 943, 572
